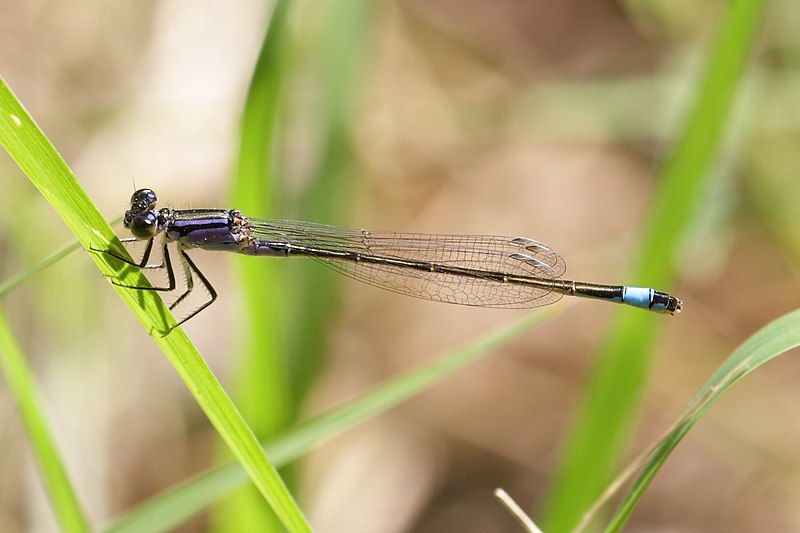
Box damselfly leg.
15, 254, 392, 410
100, 235, 217, 330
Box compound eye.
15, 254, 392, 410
130, 189, 158, 213
129, 211, 159, 239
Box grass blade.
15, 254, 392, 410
0, 77, 311, 532
102, 310, 554, 533
583, 308, 800, 532
0, 307, 90, 533
541, 1, 767, 530
284, 0, 377, 412
214, 1, 294, 530
0, 241, 79, 297
218, 2, 376, 530
0, 215, 122, 298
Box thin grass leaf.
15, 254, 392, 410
288, 0, 376, 405
494, 489, 542, 533
0, 307, 89, 533
542, 1, 767, 530
215, 1, 295, 531
0, 77, 311, 532
227, 0, 293, 434
0, 215, 122, 298
219, 2, 376, 530
102, 309, 554, 533
584, 308, 800, 532
0, 240, 81, 297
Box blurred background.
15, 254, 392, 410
1, 0, 800, 532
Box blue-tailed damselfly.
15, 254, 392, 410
101, 189, 682, 331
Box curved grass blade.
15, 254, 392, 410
0, 77, 311, 532
0, 241, 79, 297
495, 489, 543, 533
541, 1, 767, 529
219, 1, 377, 530
215, 1, 295, 530
0, 215, 123, 298
102, 310, 554, 533
0, 307, 89, 533
574, 308, 800, 532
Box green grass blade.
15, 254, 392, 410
287, 0, 376, 404
219, 2, 376, 530
228, 0, 293, 433
215, 1, 294, 530
102, 309, 555, 533
0, 77, 311, 532
541, 1, 767, 530
0, 215, 122, 298
0, 239, 80, 297
0, 307, 90, 533
593, 308, 800, 532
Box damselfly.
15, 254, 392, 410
102, 189, 682, 331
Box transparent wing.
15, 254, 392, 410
246, 217, 567, 308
